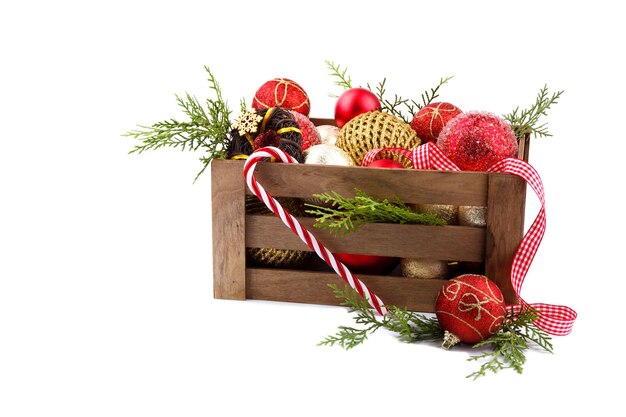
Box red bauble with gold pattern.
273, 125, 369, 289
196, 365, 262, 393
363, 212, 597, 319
410, 102, 462, 143
252, 78, 311, 116
435, 274, 506, 346
334, 88, 381, 128
436, 111, 518, 171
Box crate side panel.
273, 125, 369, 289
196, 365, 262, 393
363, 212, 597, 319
212, 160, 247, 300
246, 268, 446, 312
485, 173, 526, 304
246, 215, 485, 262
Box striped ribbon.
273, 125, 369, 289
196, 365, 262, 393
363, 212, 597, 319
243, 147, 388, 315
363, 143, 577, 336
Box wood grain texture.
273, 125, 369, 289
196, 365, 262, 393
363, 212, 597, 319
484, 173, 526, 304
246, 267, 446, 312
236, 160, 489, 206
309, 117, 336, 127
246, 215, 485, 262
211, 160, 246, 300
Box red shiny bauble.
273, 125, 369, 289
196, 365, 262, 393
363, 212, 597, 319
335, 253, 399, 275
335, 88, 381, 128
364, 159, 404, 169
436, 111, 518, 171
252, 78, 310, 116
435, 274, 506, 345
410, 102, 462, 143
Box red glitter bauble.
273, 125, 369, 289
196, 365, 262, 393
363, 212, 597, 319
335, 88, 381, 128
435, 274, 506, 346
410, 102, 462, 143
289, 110, 321, 151
335, 253, 399, 275
252, 78, 310, 116
436, 111, 518, 171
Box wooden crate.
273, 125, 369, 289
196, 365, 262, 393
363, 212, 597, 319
212, 119, 529, 312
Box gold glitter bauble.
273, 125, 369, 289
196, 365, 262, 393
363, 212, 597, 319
414, 203, 458, 225
458, 206, 487, 227
245, 196, 311, 268
304, 144, 355, 166
401, 258, 449, 279
316, 125, 340, 146
336, 110, 420, 165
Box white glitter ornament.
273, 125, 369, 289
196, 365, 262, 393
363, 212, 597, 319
316, 125, 340, 146
304, 144, 355, 166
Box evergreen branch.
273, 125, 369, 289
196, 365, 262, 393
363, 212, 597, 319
365, 76, 453, 123
124, 66, 232, 181
305, 189, 446, 236
466, 307, 553, 379
240, 97, 247, 112
418, 76, 454, 109
504, 85, 564, 141
318, 285, 443, 349
325, 60, 353, 98
367, 78, 411, 123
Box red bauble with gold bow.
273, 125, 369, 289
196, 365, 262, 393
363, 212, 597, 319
435, 274, 506, 348
252, 78, 311, 116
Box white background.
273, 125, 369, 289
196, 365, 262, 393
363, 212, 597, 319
1, 1, 624, 415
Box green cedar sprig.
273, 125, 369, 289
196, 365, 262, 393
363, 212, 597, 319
466, 306, 553, 379
365, 76, 453, 123
318, 284, 444, 349
124, 66, 232, 182
325, 60, 452, 122
304, 189, 446, 236
504, 84, 564, 142
325, 60, 353, 97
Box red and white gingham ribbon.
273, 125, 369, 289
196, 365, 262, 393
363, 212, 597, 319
364, 143, 577, 336
243, 147, 388, 315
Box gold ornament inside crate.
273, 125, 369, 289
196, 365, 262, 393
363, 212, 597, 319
245, 196, 311, 268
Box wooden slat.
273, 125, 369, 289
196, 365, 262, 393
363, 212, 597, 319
211, 160, 247, 300
484, 173, 526, 304
239, 160, 489, 206
246, 268, 446, 312
245, 215, 485, 262
309, 117, 336, 127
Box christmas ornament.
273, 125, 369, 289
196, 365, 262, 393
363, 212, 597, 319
252, 78, 311, 116
437, 111, 518, 171
245, 195, 311, 268
363, 159, 404, 169
336, 110, 420, 165
316, 125, 340, 146
226, 107, 304, 162
334, 88, 381, 128
304, 144, 355, 166
400, 258, 448, 280
289, 110, 321, 151
410, 102, 462, 143
335, 253, 399, 275
436, 274, 506, 348
414, 203, 458, 225
458, 205, 487, 227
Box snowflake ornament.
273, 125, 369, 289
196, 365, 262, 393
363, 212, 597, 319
232, 110, 263, 136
